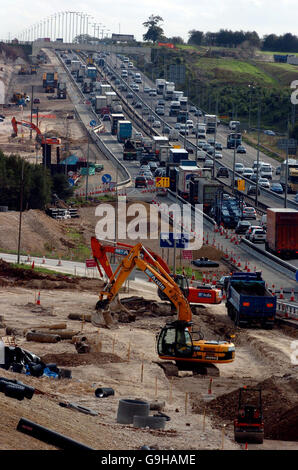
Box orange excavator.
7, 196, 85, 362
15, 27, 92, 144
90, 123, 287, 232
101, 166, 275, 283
91, 241, 235, 369
91, 237, 222, 305
11, 117, 61, 146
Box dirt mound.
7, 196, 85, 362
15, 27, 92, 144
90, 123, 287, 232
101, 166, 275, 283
191, 374, 298, 441
192, 245, 224, 261
40, 352, 125, 367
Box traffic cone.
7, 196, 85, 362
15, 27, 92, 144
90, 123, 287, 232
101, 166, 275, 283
290, 288, 295, 302
57, 258, 62, 266
247, 262, 250, 273
42, 256, 46, 265
271, 285, 276, 296
36, 292, 41, 306
245, 442, 248, 450
26, 253, 31, 262
212, 274, 217, 286
279, 287, 284, 300
244, 260, 248, 270
237, 257, 241, 268
222, 291, 226, 300
202, 272, 206, 284
31, 261, 35, 269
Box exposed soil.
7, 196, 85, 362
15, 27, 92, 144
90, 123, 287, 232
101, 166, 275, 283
41, 352, 125, 367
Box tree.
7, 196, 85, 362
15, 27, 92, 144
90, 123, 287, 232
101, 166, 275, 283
188, 30, 204, 46
168, 36, 185, 45
52, 173, 74, 201
143, 15, 164, 43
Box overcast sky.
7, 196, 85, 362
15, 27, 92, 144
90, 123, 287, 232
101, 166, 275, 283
3, 0, 298, 41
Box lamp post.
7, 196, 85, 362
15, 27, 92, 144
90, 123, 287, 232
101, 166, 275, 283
17, 159, 25, 264
255, 102, 261, 208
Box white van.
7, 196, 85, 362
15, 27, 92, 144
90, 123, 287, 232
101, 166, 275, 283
253, 160, 265, 173
229, 120, 240, 130
169, 129, 179, 141
196, 150, 206, 161
259, 163, 273, 180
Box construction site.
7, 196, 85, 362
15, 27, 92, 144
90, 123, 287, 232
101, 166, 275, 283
0, 44, 297, 453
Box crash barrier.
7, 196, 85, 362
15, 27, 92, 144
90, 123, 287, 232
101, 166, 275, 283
240, 238, 298, 282
276, 301, 298, 321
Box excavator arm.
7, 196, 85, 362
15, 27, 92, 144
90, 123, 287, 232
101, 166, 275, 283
96, 242, 192, 324
11, 117, 61, 146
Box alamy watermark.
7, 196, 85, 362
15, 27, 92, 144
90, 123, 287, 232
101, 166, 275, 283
95, 197, 204, 250
290, 340, 298, 365
290, 80, 298, 105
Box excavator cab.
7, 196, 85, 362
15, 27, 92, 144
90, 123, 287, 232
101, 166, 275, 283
234, 387, 264, 444
158, 274, 189, 302
157, 321, 194, 359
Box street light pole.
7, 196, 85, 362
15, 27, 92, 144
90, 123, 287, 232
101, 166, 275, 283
17, 160, 25, 264
255, 102, 261, 208
85, 132, 90, 201
284, 117, 290, 208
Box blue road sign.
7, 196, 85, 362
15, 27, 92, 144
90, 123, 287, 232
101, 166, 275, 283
90, 120, 97, 127
102, 173, 112, 183
160, 232, 189, 249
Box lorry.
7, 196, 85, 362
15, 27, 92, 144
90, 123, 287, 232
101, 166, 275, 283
177, 110, 189, 123
117, 120, 132, 143
169, 148, 189, 164
156, 79, 166, 95
173, 91, 183, 101
195, 124, 207, 139
169, 128, 179, 141
227, 132, 242, 149
169, 101, 181, 117
100, 84, 111, 95
204, 114, 217, 133
110, 113, 125, 135
190, 178, 221, 213
86, 66, 97, 80
178, 161, 203, 200
280, 159, 298, 193
159, 145, 172, 166
95, 96, 108, 114
70, 60, 80, 73
82, 78, 93, 94
225, 272, 276, 328
265, 208, 298, 259
123, 139, 141, 161
152, 136, 169, 156
163, 82, 175, 101
179, 97, 188, 111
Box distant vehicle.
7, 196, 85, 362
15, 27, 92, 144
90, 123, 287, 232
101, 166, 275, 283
217, 167, 229, 178
194, 109, 202, 117
147, 115, 155, 122
155, 107, 165, 116
189, 106, 197, 113
197, 140, 206, 149
33, 98, 40, 104
271, 183, 283, 194
134, 102, 142, 109
247, 184, 260, 196
152, 120, 161, 128
229, 120, 240, 130
102, 114, 110, 121
174, 123, 181, 130
144, 86, 151, 93
259, 163, 273, 180
215, 142, 223, 151
126, 92, 133, 99
158, 99, 165, 106
235, 163, 244, 174
204, 159, 213, 169
163, 126, 170, 134
235, 220, 251, 234
214, 152, 222, 159
135, 176, 148, 188
242, 206, 256, 220
237, 145, 246, 154
142, 108, 150, 115
258, 177, 270, 189
149, 90, 157, 97
242, 168, 254, 179
264, 129, 275, 136
179, 124, 189, 135
249, 228, 266, 243
275, 166, 281, 175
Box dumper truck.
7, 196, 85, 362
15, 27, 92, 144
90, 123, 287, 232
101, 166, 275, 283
225, 272, 276, 328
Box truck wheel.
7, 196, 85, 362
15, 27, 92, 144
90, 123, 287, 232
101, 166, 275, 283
234, 312, 240, 327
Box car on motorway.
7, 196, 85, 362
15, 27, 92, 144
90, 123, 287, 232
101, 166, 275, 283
147, 115, 155, 122
207, 139, 215, 146
275, 166, 281, 175
270, 183, 283, 194
202, 143, 213, 152
189, 105, 197, 113
163, 126, 171, 134
194, 109, 202, 117
215, 142, 223, 151
101, 114, 111, 122
134, 131, 143, 139
119, 84, 128, 92
196, 150, 206, 161
264, 129, 276, 136
152, 120, 161, 128
115, 79, 121, 85
249, 173, 258, 183
217, 167, 229, 178
235, 163, 244, 174
197, 140, 206, 148
158, 99, 165, 106
33, 98, 40, 104
179, 124, 189, 135
186, 119, 194, 129
248, 228, 266, 243
258, 177, 270, 189
155, 107, 165, 116
242, 206, 256, 219
214, 152, 223, 159
142, 108, 150, 115
245, 225, 262, 239
204, 159, 214, 169
135, 176, 148, 188
148, 161, 159, 172
247, 184, 260, 196
149, 89, 157, 97
236, 145, 246, 154
174, 123, 182, 130
206, 147, 215, 156
235, 220, 252, 234
126, 92, 133, 99
144, 86, 151, 93
134, 101, 142, 109
242, 168, 254, 179
154, 168, 166, 177
131, 84, 139, 92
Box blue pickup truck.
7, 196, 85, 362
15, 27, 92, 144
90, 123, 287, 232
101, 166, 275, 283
225, 272, 276, 328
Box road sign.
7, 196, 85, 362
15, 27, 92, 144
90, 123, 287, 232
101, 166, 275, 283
155, 177, 170, 188
277, 138, 297, 150
160, 232, 189, 249
237, 179, 245, 191
86, 259, 97, 268
90, 119, 97, 127
182, 250, 193, 260
102, 173, 112, 183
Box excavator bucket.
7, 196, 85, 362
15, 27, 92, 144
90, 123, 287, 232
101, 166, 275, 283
91, 309, 116, 329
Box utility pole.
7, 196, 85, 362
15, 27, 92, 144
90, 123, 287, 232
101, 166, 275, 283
85, 132, 90, 201
30, 85, 34, 139
284, 117, 290, 209
173, 171, 178, 274
212, 94, 219, 179
255, 102, 261, 208
17, 160, 25, 264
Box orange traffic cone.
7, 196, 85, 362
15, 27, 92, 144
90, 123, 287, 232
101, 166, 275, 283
42, 256, 46, 264
279, 287, 284, 300
57, 258, 62, 266
36, 292, 41, 305
290, 289, 295, 302
31, 261, 35, 269
208, 378, 213, 394
212, 274, 217, 286
271, 285, 276, 296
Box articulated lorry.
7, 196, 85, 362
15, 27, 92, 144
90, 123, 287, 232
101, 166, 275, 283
225, 272, 276, 328
265, 208, 298, 259
189, 178, 221, 213
163, 82, 175, 101
156, 79, 166, 95
204, 114, 217, 133
117, 120, 132, 143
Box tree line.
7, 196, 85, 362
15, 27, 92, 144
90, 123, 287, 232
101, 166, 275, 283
0, 151, 73, 211
141, 15, 298, 53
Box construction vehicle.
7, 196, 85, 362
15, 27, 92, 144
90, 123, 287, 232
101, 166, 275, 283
234, 387, 264, 443
91, 237, 222, 305
42, 72, 58, 93
11, 92, 28, 105
11, 117, 61, 146
18, 67, 29, 75
91, 242, 235, 370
